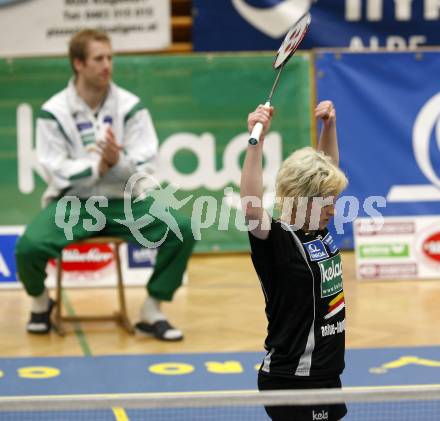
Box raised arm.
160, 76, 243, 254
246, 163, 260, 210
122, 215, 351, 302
315, 100, 339, 166
240, 105, 273, 240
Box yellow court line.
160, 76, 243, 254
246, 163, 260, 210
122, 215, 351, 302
112, 406, 129, 421
1, 384, 440, 402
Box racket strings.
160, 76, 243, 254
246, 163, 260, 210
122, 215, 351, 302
274, 13, 311, 68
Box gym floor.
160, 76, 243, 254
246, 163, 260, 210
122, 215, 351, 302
1, 252, 440, 419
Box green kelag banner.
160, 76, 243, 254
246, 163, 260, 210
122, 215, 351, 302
1, 53, 312, 252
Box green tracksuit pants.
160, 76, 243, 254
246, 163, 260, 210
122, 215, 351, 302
15, 198, 196, 301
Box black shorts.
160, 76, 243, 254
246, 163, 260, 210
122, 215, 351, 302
258, 372, 347, 421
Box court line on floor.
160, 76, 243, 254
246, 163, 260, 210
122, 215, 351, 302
112, 406, 129, 421
61, 290, 92, 356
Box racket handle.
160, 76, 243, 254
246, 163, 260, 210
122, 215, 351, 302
249, 123, 264, 146
248, 101, 271, 146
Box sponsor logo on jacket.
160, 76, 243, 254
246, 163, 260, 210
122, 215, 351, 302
321, 319, 345, 338
304, 239, 329, 261
312, 409, 329, 420
323, 233, 338, 254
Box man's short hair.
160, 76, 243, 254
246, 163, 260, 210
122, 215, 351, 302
69, 29, 111, 74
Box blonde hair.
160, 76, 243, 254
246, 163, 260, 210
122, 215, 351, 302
275, 147, 348, 210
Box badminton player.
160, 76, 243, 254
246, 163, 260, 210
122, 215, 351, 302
240, 101, 348, 420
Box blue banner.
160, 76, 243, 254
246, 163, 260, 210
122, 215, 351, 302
194, 0, 440, 52
127, 243, 156, 268
0, 230, 21, 284
316, 51, 440, 248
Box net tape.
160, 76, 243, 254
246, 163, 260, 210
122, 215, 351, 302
1, 385, 440, 412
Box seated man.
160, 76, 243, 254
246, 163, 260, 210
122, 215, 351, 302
15, 29, 195, 341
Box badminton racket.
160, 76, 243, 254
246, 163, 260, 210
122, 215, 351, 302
249, 12, 312, 145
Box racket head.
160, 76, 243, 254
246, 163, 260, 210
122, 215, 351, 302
273, 12, 311, 69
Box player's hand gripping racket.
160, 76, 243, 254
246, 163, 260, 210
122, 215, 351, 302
249, 12, 312, 145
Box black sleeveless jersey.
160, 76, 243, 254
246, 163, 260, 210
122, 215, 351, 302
249, 219, 345, 379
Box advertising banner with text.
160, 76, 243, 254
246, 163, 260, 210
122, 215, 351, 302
316, 50, 440, 249
0, 53, 312, 263
354, 216, 440, 280
0, 0, 171, 57
194, 0, 440, 52
0, 226, 159, 288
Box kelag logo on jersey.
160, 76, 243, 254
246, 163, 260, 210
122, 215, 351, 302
319, 255, 343, 298
304, 240, 328, 262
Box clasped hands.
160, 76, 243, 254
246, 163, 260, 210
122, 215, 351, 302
97, 126, 122, 176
